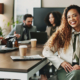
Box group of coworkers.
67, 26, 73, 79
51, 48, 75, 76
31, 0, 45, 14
0, 4, 80, 80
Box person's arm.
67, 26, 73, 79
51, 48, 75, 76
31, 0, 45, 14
42, 45, 64, 69
6, 26, 20, 39
43, 45, 73, 72
45, 26, 51, 38
72, 65, 80, 70
14, 31, 20, 38
45, 26, 48, 32
6, 26, 16, 38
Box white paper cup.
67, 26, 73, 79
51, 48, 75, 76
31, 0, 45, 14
19, 45, 27, 56
31, 39, 37, 48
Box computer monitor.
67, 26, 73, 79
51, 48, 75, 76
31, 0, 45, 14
30, 32, 48, 44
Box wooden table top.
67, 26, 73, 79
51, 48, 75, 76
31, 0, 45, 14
0, 44, 46, 73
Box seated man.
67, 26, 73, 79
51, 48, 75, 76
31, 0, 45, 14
7, 14, 37, 41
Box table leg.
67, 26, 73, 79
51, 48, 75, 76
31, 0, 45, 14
20, 75, 28, 80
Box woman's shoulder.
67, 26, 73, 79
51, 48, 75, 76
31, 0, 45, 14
46, 26, 52, 30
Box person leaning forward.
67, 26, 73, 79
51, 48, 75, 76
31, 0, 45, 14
7, 14, 37, 41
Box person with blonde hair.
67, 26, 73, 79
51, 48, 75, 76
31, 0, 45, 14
42, 5, 80, 80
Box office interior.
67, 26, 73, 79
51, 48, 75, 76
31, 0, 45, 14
0, 0, 80, 80
0, 0, 80, 38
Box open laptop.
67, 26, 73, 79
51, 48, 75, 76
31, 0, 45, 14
30, 32, 48, 44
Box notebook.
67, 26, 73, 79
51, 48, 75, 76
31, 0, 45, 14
30, 32, 48, 44
11, 55, 44, 61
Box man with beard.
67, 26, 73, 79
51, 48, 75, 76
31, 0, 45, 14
7, 14, 37, 41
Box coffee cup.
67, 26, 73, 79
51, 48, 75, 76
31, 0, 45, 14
31, 39, 37, 48
19, 45, 27, 56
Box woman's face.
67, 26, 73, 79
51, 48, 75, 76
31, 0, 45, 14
49, 13, 55, 25
67, 9, 80, 28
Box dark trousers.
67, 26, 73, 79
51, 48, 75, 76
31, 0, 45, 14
39, 63, 55, 78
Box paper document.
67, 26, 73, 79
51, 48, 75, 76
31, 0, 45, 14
11, 55, 44, 61
18, 40, 30, 44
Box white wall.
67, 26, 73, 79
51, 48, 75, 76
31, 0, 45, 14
0, 0, 13, 37
0, 0, 80, 37
42, 0, 80, 7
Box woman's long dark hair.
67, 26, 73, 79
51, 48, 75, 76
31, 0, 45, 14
45, 11, 62, 26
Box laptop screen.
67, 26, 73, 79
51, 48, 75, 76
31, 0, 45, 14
30, 32, 48, 44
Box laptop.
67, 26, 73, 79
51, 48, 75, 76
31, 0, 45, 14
30, 32, 48, 44
0, 45, 18, 53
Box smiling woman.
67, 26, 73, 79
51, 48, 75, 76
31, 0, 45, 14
67, 9, 80, 31
42, 5, 80, 80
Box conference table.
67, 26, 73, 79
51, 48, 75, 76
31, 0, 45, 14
0, 44, 48, 80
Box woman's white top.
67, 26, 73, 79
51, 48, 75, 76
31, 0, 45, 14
42, 29, 80, 69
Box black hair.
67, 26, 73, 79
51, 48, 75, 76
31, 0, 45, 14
45, 11, 62, 26
65, 5, 80, 19
23, 14, 33, 20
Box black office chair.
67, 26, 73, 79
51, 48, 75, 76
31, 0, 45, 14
39, 62, 56, 79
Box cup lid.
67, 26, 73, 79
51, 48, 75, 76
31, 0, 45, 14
30, 39, 37, 41
19, 45, 27, 48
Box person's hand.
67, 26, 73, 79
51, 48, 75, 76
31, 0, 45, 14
14, 31, 20, 38
61, 61, 73, 73
72, 65, 80, 70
